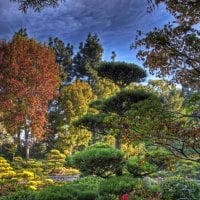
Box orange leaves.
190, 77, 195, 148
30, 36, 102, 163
0, 36, 60, 138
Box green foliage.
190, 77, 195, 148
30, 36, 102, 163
93, 78, 119, 99
45, 149, 65, 170
160, 176, 200, 200
74, 176, 103, 188
0, 190, 36, 200
98, 176, 135, 199
54, 126, 91, 154
147, 147, 174, 170
101, 90, 153, 115
48, 37, 73, 84
70, 143, 124, 177
98, 62, 146, 88
36, 182, 99, 200
173, 160, 200, 179
73, 33, 103, 84
127, 156, 156, 177
73, 113, 107, 134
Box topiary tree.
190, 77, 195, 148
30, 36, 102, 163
69, 143, 125, 177
98, 62, 146, 89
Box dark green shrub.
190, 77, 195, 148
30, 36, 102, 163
0, 191, 36, 200
127, 156, 156, 177
36, 182, 99, 200
36, 185, 74, 200
98, 176, 135, 199
161, 176, 200, 200
71, 143, 124, 177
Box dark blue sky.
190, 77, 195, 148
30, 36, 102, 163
0, 0, 172, 64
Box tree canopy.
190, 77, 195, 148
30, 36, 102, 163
0, 35, 60, 159
133, 0, 200, 88
10, 0, 64, 12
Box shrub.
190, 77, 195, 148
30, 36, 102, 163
0, 191, 36, 200
36, 182, 99, 200
98, 176, 135, 199
126, 156, 156, 177
74, 176, 103, 187
70, 143, 125, 177
160, 176, 200, 200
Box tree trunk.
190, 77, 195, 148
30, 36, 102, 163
90, 132, 96, 145
24, 129, 30, 161
115, 133, 121, 149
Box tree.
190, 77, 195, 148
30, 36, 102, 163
0, 35, 60, 160
14, 28, 28, 38
111, 51, 117, 62
133, 0, 200, 88
48, 37, 74, 85
126, 84, 200, 162
73, 33, 103, 85
93, 78, 120, 99
75, 90, 153, 149
75, 61, 148, 148
51, 80, 96, 128
98, 62, 146, 89
10, 0, 64, 12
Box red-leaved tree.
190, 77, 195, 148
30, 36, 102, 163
0, 35, 60, 160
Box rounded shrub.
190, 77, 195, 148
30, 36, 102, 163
161, 176, 200, 200
71, 143, 125, 177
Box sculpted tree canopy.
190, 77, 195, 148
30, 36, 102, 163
98, 62, 147, 88
101, 90, 153, 115
133, 0, 200, 88
10, 0, 64, 12
0, 35, 60, 159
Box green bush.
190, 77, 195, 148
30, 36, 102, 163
36, 182, 99, 200
74, 176, 103, 187
70, 143, 125, 177
98, 176, 135, 199
127, 156, 156, 177
0, 191, 36, 200
161, 176, 200, 200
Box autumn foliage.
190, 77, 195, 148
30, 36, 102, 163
0, 36, 60, 139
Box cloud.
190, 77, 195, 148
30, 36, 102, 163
0, 0, 172, 62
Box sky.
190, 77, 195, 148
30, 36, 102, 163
0, 0, 172, 65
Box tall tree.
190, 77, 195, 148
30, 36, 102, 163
73, 33, 103, 85
0, 35, 60, 160
10, 0, 64, 12
48, 37, 74, 85
75, 61, 148, 148
133, 0, 200, 88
